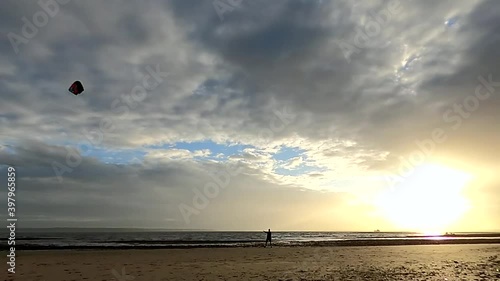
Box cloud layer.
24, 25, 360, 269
1, 0, 499, 231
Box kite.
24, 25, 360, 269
68, 81, 84, 95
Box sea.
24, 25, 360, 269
3, 229, 500, 250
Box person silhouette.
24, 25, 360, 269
263, 229, 272, 247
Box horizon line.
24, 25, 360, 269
7, 227, 500, 233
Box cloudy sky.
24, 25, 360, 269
1, 0, 499, 232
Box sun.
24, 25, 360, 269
376, 164, 472, 234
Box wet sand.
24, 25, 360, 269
5, 244, 500, 281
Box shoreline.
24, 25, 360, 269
4, 237, 500, 251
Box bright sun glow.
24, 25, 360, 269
376, 164, 473, 234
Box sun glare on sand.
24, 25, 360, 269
377, 164, 473, 234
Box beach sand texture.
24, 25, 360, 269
4, 244, 500, 281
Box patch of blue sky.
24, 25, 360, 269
274, 163, 326, 177
272, 146, 326, 176
273, 146, 306, 161
149, 140, 253, 160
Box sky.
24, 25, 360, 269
1, 0, 499, 232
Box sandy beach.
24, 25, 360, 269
4, 244, 500, 281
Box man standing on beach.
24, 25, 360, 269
263, 229, 272, 247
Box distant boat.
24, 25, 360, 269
374, 229, 381, 232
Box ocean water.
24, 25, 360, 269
4, 230, 500, 250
